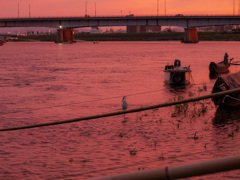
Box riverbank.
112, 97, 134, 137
8, 31, 240, 42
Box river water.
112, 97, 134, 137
0, 41, 240, 180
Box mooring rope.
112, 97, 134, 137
0, 81, 211, 116
222, 94, 240, 103
1, 88, 240, 132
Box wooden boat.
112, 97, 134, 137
163, 59, 192, 86
209, 53, 233, 74
209, 61, 230, 74
211, 71, 240, 107
213, 106, 240, 124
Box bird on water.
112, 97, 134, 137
122, 96, 127, 111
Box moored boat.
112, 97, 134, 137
211, 71, 240, 107
213, 106, 240, 124
209, 61, 230, 74
163, 59, 192, 86
209, 53, 233, 75
0, 40, 4, 46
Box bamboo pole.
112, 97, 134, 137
1, 88, 240, 132
91, 155, 240, 180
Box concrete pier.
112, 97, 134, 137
56, 28, 74, 43
183, 27, 199, 43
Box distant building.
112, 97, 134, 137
199, 25, 235, 32
215, 25, 235, 31
73, 29, 79, 34
104, 28, 114, 34
127, 26, 161, 33
115, 28, 126, 33
27, 31, 34, 35
90, 27, 102, 34
146, 26, 162, 33
198, 26, 215, 32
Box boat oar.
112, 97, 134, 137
232, 60, 240, 63
229, 59, 240, 65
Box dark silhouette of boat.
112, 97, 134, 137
0, 40, 4, 46
209, 53, 233, 75
209, 61, 230, 74
211, 71, 240, 107
212, 105, 240, 124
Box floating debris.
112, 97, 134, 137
129, 149, 137, 155
69, 158, 74, 163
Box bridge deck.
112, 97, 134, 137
0, 16, 240, 28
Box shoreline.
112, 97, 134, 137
5, 31, 240, 42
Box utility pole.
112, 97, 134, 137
233, 0, 235, 15
85, 1, 87, 17
157, 0, 159, 16
29, 4, 30, 18
95, 2, 96, 17
18, 2, 19, 18
239, 0, 240, 15
164, 0, 166, 15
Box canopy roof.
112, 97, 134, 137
214, 71, 240, 90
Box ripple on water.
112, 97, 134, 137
1, 42, 240, 180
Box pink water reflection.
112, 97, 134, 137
0, 41, 240, 179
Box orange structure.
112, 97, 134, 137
56, 28, 74, 43
183, 27, 199, 43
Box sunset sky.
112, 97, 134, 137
0, 0, 239, 18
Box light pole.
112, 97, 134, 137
95, 2, 96, 17
239, 0, 240, 15
18, 2, 19, 18
233, 0, 235, 15
29, 4, 30, 18
164, 0, 166, 15
85, 1, 87, 17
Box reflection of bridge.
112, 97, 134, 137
1, 16, 240, 43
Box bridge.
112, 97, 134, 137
1, 15, 240, 43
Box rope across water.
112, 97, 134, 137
1, 88, 240, 132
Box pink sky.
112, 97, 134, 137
0, 0, 239, 18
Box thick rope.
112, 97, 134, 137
1, 88, 240, 132
0, 82, 210, 116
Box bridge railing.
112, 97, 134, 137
0, 14, 240, 20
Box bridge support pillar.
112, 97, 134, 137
183, 28, 199, 43
56, 28, 74, 43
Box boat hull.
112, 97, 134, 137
211, 71, 240, 107
213, 106, 240, 123
209, 62, 230, 74
164, 69, 191, 85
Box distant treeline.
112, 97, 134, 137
12, 31, 240, 42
